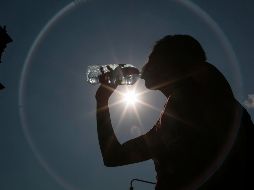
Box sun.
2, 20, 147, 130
101, 82, 161, 128
123, 90, 139, 106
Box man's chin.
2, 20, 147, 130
145, 81, 158, 90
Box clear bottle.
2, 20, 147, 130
86, 64, 140, 85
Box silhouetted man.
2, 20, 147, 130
0, 25, 13, 90
95, 35, 254, 189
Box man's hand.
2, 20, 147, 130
95, 66, 118, 103
95, 84, 117, 103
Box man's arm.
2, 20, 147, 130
96, 95, 122, 166
96, 85, 152, 167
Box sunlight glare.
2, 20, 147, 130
123, 90, 139, 106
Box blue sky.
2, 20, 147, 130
0, 0, 254, 190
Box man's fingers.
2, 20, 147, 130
106, 65, 113, 71
101, 83, 117, 90
100, 67, 104, 74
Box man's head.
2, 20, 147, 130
0, 25, 13, 63
141, 35, 207, 90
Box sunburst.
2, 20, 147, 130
110, 81, 158, 127
123, 90, 139, 106
94, 80, 163, 129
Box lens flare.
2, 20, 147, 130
123, 90, 139, 106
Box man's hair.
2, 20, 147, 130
153, 35, 206, 69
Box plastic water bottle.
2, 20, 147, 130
86, 64, 140, 85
